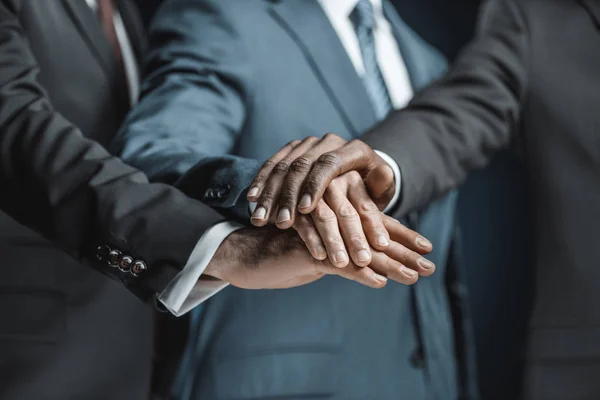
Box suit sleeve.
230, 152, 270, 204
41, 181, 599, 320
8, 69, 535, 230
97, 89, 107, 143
112, 0, 251, 181
112, 0, 258, 220
362, 0, 530, 216
0, 1, 225, 302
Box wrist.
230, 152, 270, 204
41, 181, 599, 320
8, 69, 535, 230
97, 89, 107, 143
204, 229, 246, 281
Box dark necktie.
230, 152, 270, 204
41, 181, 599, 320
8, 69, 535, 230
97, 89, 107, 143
97, 0, 124, 64
351, 0, 394, 121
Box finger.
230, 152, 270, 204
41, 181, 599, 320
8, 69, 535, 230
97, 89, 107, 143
319, 261, 387, 289
369, 250, 419, 285
292, 214, 328, 260
364, 164, 395, 210
312, 200, 350, 268
276, 133, 348, 229
346, 176, 390, 251
385, 240, 436, 277
383, 215, 433, 254
248, 140, 299, 202
251, 137, 319, 226
323, 175, 371, 267
299, 139, 380, 214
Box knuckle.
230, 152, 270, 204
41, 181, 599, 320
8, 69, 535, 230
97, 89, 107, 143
306, 233, 322, 245
322, 132, 339, 141
399, 247, 413, 261
305, 179, 321, 196
346, 170, 362, 185
251, 176, 265, 187
290, 156, 312, 173
359, 201, 380, 214
279, 187, 297, 203
325, 236, 344, 247
303, 136, 320, 144
349, 235, 366, 247
338, 204, 358, 218
326, 178, 342, 192
287, 140, 301, 147
314, 206, 336, 223
258, 188, 277, 204
322, 132, 346, 145
273, 161, 290, 174
349, 138, 368, 152
261, 159, 276, 171
316, 152, 341, 169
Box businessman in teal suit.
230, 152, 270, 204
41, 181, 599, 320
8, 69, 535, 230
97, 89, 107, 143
114, 1, 477, 398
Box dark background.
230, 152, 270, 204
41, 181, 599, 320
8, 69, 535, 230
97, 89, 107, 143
134, 2, 533, 400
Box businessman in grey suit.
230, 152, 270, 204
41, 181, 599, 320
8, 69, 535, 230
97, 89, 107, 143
113, 0, 476, 398
256, 0, 600, 398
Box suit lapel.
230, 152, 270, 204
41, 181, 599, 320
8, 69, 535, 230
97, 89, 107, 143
579, 0, 600, 30
268, 0, 376, 136
62, 0, 114, 74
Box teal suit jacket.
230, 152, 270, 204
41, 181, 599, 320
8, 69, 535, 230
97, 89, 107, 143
114, 0, 478, 398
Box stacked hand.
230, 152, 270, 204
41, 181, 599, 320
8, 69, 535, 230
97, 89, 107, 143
203, 133, 435, 290
246, 134, 435, 284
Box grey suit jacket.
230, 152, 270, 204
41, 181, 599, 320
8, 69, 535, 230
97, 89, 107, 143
360, 0, 600, 398
0, 1, 225, 398
115, 0, 477, 398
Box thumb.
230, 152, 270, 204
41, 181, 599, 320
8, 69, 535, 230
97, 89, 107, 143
365, 164, 395, 207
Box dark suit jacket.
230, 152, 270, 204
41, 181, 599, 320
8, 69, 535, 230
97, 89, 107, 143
115, 0, 478, 399
363, 0, 600, 398
0, 1, 224, 398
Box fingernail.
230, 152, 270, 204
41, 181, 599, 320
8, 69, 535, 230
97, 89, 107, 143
248, 187, 259, 198
376, 235, 390, 247
299, 194, 312, 209
357, 250, 371, 262
374, 273, 388, 284
401, 266, 418, 277
334, 251, 349, 264
276, 208, 291, 223
252, 207, 267, 220
418, 257, 435, 270
416, 236, 432, 249
315, 246, 327, 259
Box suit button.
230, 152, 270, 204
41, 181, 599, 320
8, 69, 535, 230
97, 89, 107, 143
96, 245, 110, 261
217, 186, 230, 199
409, 348, 425, 369
130, 260, 147, 277
119, 255, 134, 272
107, 249, 122, 267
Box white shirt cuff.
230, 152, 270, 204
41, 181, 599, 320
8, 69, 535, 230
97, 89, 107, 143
157, 221, 243, 316
374, 150, 402, 214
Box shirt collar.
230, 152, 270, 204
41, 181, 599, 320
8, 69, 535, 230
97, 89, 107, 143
318, 0, 384, 23
85, 0, 97, 11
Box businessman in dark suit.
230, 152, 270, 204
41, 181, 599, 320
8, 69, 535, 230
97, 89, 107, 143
114, 0, 477, 398
0, 1, 429, 398
259, 0, 600, 398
